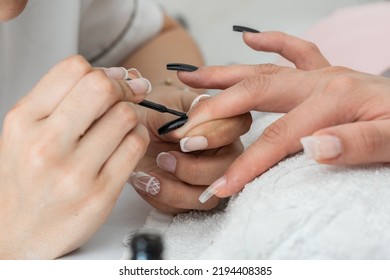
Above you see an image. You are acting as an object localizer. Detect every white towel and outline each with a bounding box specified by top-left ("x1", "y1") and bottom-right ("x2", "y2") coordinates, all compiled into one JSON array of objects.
[
  {"x1": 123, "y1": 112, "x2": 390, "y2": 259},
  {"x1": 161, "y1": 113, "x2": 390, "y2": 259}
]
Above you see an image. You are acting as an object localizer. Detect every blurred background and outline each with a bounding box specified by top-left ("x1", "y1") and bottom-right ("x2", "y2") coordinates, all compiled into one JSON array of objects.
[{"x1": 156, "y1": 0, "x2": 385, "y2": 66}]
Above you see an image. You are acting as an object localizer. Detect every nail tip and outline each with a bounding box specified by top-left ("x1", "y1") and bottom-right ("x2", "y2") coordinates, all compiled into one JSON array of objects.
[
  {"x1": 233, "y1": 25, "x2": 260, "y2": 33},
  {"x1": 166, "y1": 63, "x2": 199, "y2": 72},
  {"x1": 199, "y1": 192, "x2": 212, "y2": 204}
]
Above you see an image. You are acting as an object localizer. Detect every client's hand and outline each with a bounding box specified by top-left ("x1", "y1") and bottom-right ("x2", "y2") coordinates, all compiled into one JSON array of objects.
[
  {"x1": 131, "y1": 85, "x2": 251, "y2": 214},
  {"x1": 173, "y1": 31, "x2": 390, "y2": 201}
]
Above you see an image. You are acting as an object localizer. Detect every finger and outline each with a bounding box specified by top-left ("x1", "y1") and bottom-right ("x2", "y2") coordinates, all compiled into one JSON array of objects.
[
  {"x1": 46, "y1": 69, "x2": 150, "y2": 143},
  {"x1": 174, "y1": 69, "x2": 316, "y2": 137},
  {"x1": 130, "y1": 171, "x2": 220, "y2": 212},
  {"x1": 19, "y1": 55, "x2": 92, "y2": 120},
  {"x1": 156, "y1": 141, "x2": 243, "y2": 185},
  {"x1": 201, "y1": 96, "x2": 340, "y2": 199},
  {"x1": 99, "y1": 124, "x2": 149, "y2": 197},
  {"x1": 243, "y1": 31, "x2": 330, "y2": 70},
  {"x1": 172, "y1": 113, "x2": 251, "y2": 152},
  {"x1": 301, "y1": 120, "x2": 390, "y2": 165},
  {"x1": 75, "y1": 102, "x2": 142, "y2": 174},
  {"x1": 177, "y1": 63, "x2": 293, "y2": 90}
]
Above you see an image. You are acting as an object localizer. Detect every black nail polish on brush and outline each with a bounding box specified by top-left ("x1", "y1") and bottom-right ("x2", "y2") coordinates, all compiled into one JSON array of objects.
[
  {"x1": 233, "y1": 25, "x2": 260, "y2": 33},
  {"x1": 166, "y1": 63, "x2": 199, "y2": 72}
]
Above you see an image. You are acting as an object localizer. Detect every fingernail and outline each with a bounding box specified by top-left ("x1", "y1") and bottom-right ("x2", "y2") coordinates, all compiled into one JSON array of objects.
[
  {"x1": 103, "y1": 67, "x2": 128, "y2": 80},
  {"x1": 126, "y1": 78, "x2": 152, "y2": 95},
  {"x1": 300, "y1": 135, "x2": 342, "y2": 160},
  {"x1": 189, "y1": 94, "x2": 211, "y2": 112},
  {"x1": 130, "y1": 172, "x2": 160, "y2": 195},
  {"x1": 199, "y1": 176, "x2": 227, "y2": 203},
  {"x1": 156, "y1": 152, "x2": 177, "y2": 173},
  {"x1": 233, "y1": 25, "x2": 260, "y2": 33},
  {"x1": 167, "y1": 63, "x2": 199, "y2": 72},
  {"x1": 180, "y1": 136, "x2": 208, "y2": 152},
  {"x1": 158, "y1": 116, "x2": 188, "y2": 135},
  {"x1": 126, "y1": 68, "x2": 142, "y2": 79}
]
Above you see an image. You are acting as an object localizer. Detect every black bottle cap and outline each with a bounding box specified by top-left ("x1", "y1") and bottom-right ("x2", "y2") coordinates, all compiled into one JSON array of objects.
[{"x1": 131, "y1": 232, "x2": 163, "y2": 260}]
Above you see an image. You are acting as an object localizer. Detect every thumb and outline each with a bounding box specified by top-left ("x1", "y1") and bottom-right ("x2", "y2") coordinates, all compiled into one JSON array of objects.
[{"x1": 300, "y1": 120, "x2": 390, "y2": 165}]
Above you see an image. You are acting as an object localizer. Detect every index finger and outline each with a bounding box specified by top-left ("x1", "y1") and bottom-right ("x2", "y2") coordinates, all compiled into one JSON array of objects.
[
  {"x1": 174, "y1": 68, "x2": 315, "y2": 138},
  {"x1": 177, "y1": 63, "x2": 293, "y2": 90},
  {"x1": 203, "y1": 96, "x2": 339, "y2": 199},
  {"x1": 46, "y1": 69, "x2": 150, "y2": 143}
]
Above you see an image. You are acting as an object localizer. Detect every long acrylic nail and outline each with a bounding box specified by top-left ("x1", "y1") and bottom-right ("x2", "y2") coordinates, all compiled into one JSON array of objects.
[
  {"x1": 167, "y1": 63, "x2": 199, "y2": 72},
  {"x1": 300, "y1": 135, "x2": 342, "y2": 160},
  {"x1": 156, "y1": 152, "x2": 177, "y2": 173},
  {"x1": 233, "y1": 25, "x2": 260, "y2": 33},
  {"x1": 199, "y1": 176, "x2": 227, "y2": 203},
  {"x1": 130, "y1": 172, "x2": 160, "y2": 195},
  {"x1": 126, "y1": 78, "x2": 152, "y2": 95},
  {"x1": 180, "y1": 136, "x2": 208, "y2": 152}
]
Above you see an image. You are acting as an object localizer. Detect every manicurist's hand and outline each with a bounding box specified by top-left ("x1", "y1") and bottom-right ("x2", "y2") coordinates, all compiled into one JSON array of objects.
[
  {"x1": 0, "y1": 56, "x2": 151, "y2": 259},
  {"x1": 174, "y1": 31, "x2": 390, "y2": 202}
]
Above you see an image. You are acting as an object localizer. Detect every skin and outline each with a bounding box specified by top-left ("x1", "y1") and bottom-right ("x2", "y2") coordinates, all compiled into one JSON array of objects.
[
  {"x1": 0, "y1": 56, "x2": 150, "y2": 259},
  {"x1": 174, "y1": 31, "x2": 390, "y2": 198},
  {"x1": 0, "y1": 3, "x2": 249, "y2": 258},
  {"x1": 122, "y1": 15, "x2": 251, "y2": 213},
  {"x1": 0, "y1": 0, "x2": 27, "y2": 21}
]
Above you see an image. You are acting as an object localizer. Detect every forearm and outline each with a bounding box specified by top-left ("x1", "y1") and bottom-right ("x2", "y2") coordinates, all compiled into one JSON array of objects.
[{"x1": 121, "y1": 14, "x2": 204, "y2": 90}]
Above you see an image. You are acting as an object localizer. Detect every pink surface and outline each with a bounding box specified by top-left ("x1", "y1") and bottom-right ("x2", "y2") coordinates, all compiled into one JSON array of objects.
[{"x1": 281, "y1": 2, "x2": 390, "y2": 75}]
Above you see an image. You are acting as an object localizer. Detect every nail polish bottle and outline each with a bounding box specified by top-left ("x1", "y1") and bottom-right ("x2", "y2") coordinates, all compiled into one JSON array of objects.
[{"x1": 131, "y1": 232, "x2": 164, "y2": 260}]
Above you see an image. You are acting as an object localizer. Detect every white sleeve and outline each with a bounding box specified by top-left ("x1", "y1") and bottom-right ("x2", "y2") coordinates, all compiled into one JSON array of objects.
[{"x1": 79, "y1": 0, "x2": 164, "y2": 66}]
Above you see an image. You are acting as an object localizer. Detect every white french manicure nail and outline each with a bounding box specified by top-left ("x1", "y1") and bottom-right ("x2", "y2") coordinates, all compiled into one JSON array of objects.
[
  {"x1": 156, "y1": 152, "x2": 177, "y2": 173},
  {"x1": 126, "y1": 78, "x2": 152, "y2": 95},
  {"x1": 189, "y1": 94, "x2": 211, "y2": 112},
  {"x1": 130, "y1": 172, "x2": 160, "y2": 195},
  {"x1": 180, "y1": 136, "x2": 208, "y2": 152},
  {"x1": 126, "y1": 68, "x2": 143, "y2": 79},
  {"x1": 199, "y1": 176, "x2": 227, "y2": 203},
  {"x1": 300, "y1": 135, "x2": 342, "y2": 160},
  {"x1": 103, "y1": 67, "x2": 128, "y2": 80}
]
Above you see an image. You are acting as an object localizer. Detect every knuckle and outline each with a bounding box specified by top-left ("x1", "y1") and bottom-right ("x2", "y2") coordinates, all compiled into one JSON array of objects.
[
  {"x1": 262, "y1": 119, "x2": 289, "y2": 145},
  {"x1": 86, "y1": 71, "x2": 118, "y2": 103},
  {"x1": 253, "y1": 63, "x2": 279, "y2": 75},
  {"x1": 240, "y1": 75, "x2": 271, "y2": 100},
  {"x1": 126, "y1": 125, "x2": 150, "y2": 155},
  {"x1": 27, "y1": 140, "x2": 57, "y2": 170},
  {"x1": 356, "y1": 124, "x2": 384, "y2": 158},
  {"x1": 63, "y1": 55, "x2": 91, "y2": 75},
  {"x1": 115, "y1": 102, "x2": 139, "y2": 125},
  {"x1": 323, "y1": 68, "x2": 360, "y2": 97},
  {"x1": 3, "y1": 105, "x2": 24, "y2": 135},
  {"x1": 302, "y1": 41, "x2": 321, "y2": 56}
]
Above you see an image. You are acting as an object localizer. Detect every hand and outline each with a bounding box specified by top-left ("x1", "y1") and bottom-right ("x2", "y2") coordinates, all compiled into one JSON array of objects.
[
  {"x1": 0, "y1": 56, "x2": 150, "y2": 259},
  {"x1": 174, "y1": 31, "x2": 390, "y2": 201},
  {"x1": 130, "y1": 85, "x2": 251, "y2": 214}
]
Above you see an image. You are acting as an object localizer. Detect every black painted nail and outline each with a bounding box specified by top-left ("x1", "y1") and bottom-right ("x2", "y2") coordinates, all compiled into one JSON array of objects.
[
  {"x1": 233, "y1": 25, "x2": 260, "y2": 33},
  {"x1": 158, "y1": 116, "x2": 188, "y2": 135},
  {"x1": 167, "y1": 63, "x2": 199, "y2": 72}
]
